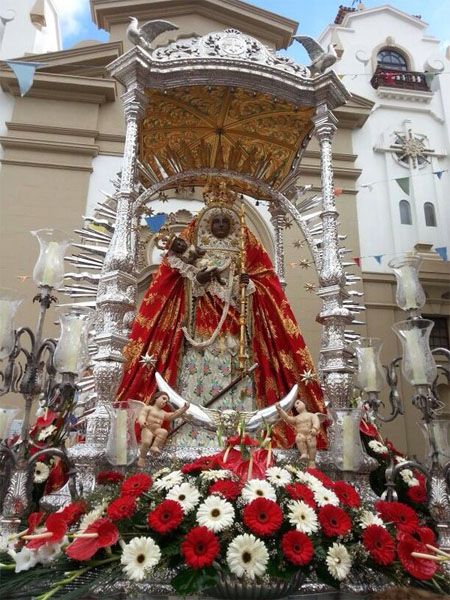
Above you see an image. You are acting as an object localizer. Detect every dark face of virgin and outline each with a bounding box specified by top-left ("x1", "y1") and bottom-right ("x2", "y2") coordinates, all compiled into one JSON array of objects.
[{"x1": 211, "y1": 214, "x2": 231, "y2": 239}]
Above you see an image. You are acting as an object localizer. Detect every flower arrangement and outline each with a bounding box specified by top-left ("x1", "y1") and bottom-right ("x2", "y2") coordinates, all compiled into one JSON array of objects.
[{"x1": 1, "y1": 450, "x2": 449, "y2": 599}]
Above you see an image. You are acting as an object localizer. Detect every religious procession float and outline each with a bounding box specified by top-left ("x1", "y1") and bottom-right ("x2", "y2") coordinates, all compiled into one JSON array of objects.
[{"x1": 0, "y1": 17, "x2": 449, "y2": 600}]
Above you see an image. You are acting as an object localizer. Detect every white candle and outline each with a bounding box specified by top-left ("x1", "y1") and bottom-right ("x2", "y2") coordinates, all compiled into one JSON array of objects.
[
  {"x1": 401, "y1": 266, "x2": 418, "y2": 310},
  {"x1": 64, "y1": 319, "x2": 83, "y2": 373},
  {"x1": 359, "y1": 347, "x2": 378, "y2": 391},
  {"x1": 115, "y1": 409, "x2": 128, "y2": 465},
  {"x1": 403, "y1": 328, "x2": 428, "y2": 385},
  {"x1": 41, "y1": 241, "x2": 60, "y2": 287},
  {"x1": 0, "y1": 302, "x2": 13, "y2": 354},
  {"x1": 342, "y1": 414, "x2": 355, "y2": 470}
]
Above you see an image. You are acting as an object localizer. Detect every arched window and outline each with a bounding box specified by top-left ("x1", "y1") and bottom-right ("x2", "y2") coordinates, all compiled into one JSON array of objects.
[
  {"x1": 377, "y1": 48, "x2": 408, "y2": 71},
  {"x1": 399, "y1": 200, "x2": 412, "y2": 225},
  {"x1": 424, "y1": 202, "x2": 437, "y2": 226}
]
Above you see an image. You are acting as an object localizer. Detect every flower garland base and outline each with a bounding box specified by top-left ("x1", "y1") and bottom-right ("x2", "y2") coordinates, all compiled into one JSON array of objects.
[{"x1": 207, "y1": 570, "x2": 305, "y2": 600}]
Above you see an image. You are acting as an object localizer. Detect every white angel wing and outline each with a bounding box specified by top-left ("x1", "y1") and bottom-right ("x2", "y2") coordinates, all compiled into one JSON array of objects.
[
  {"x1": 246, "y1": 384, "x2": 298, "y2": 432},
  {"x1": 155, "y1": 372, "x2": 216, "y2": 430},
  {"x1": 139, "y1": 19, "x2": 179, "y2": 44},
  {"x1": 292, "y1": 35, "x2": 324, "y2": 61}
]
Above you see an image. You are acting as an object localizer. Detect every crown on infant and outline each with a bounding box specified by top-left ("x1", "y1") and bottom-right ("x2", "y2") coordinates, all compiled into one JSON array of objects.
[{"x1": 203, "y1": 181, "x2": 239, "y2": 207}]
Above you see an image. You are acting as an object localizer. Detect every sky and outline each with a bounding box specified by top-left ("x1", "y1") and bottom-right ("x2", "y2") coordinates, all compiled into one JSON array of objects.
[{"x1": 55, "y1": 0, "x2": 450, "y2": 58}]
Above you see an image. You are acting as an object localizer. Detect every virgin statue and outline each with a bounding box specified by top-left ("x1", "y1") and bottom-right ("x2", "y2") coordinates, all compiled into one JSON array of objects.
[{"x1": 117, "y1": 183, "x2": 325, "y2": 448}]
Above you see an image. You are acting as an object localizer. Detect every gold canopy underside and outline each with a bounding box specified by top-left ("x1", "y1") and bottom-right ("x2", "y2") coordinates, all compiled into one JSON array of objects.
[{"x1": 139, "y1": 86, "x2": 314, "y2": 195}]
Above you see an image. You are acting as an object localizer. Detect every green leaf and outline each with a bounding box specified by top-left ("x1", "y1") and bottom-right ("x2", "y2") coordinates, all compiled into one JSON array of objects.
[{"x1": 171, "y1": 568, "x2": 202, "y2": 595}]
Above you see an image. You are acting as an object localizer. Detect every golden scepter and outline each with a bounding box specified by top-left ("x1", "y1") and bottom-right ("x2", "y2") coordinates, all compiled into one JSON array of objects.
[{"x1": 239, "y1": 199, "x2": 248, "y2": 371}]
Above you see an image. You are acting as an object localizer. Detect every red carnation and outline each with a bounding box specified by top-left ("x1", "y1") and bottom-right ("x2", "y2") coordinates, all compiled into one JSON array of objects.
[
  {"x1": 318, "y1": 505, "x2": 352, "y2": 538},
  {"x1": 26, "y1": 513, "x2": 68, "y2": 550},
  {"x1": 305, "y1": 468, "x2": 333, "y2": 488},
  {"x1": 59, "y1": 501, "x2": 87, "y2": 526},
  {"x1": 209, "y1": 479, "x2": 242, "y2": 501},
  {"x1": 375, "y1": 500, "x2": 419, "y2": 533},
  {"x1": 121, "y1": 473, "x2": 152, "y2": 497},
  {"x1": 97, "y1": 471, "x2": 125, "y2": 485},
  {"x1": 148, "y1": 500, "x2": 184, "y2": 534},
  {"x1": 407, "y1": 483, "x2": 427, "y2": 504},
  {"x1": 397, "y1": 535, "x2": 437, "y2": 580},
  {"x1": 285, "y1": 483, "x2": 316, "y2": 509},
  {"x1": 107, "y1": 496, "x2": 137, "y2": 521},
  {"x1": 362, "y1": 525, "x2": 395, "y2": 566},
  {"x1": 281, "y1": 530, "x2": 314, "y2": 566},
  {"x1": 333, "y1": 481, "x2": 361, "y2": 508},
  {"x1": 181, "y1": 526, "x2": 220, "y2": 569},
  {"x1": 66, "y1": 518, "x2": 119, "y2": 561},
  {"x1": 243, "y1": 498, "x2": 283, "y2": 537}
]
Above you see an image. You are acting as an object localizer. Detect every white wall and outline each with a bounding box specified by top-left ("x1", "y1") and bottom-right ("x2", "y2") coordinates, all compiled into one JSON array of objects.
[{"x1": 320, "y1": 7, "x2": 450, "y2": 272}]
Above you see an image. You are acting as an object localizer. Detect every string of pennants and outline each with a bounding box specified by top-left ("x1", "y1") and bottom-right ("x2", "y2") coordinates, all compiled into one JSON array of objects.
[
  {"x1": 358, "y1": 169, "x2": 448, "y2": 194},
  {"x1": 349, "y1": 247, "x2": 448, "y2": 267}
]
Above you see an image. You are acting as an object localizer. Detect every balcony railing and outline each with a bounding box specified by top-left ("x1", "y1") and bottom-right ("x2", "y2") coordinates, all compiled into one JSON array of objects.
[{"x1": 370, "y1": 66, "x2": 431, "y2": 92}]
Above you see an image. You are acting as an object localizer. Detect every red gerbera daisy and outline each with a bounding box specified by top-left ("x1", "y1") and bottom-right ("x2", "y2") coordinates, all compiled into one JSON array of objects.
[
  {"x1": 59, "y1": 501, "x2": 87, "y2": 526},
  {"x1": 333, "y1": 481, "x2": 361, "y2": 509},
  {"x1": 397, "y1": 535, "x2": 438, "y2": 580},
  {"x1": 121, "y1": 473, "x2": 152, "y2": 497},
  {"x1": 281, "y1": 530, "x2": 314, "y2": 566},
  {"x1": 305, "y1": 468, "x2": 333, "y2": 488},
  {"x1": 362, "y1": 525, "x2": 395, "y2": 566},
  {"x1": 181, "y1": 526, "x2": 220, "y2": 569},
  {"x1": 284, "y1": 483, "x2": 316, "y2": 509},
  {"x1": 243, "y1": 498, "x2": 283, "y2": 537},
  {"x1": 400, "y1": 526, "x2": 437, "y2": 547},
  {"x1": 148, "y1": 500, "x2": 184, "y2": 534},
  {"x1": 107, "y1": 496, "x2": 137, "y2": 521},
  {"x1": 97, "y1": 471, "x2": 125, "y2": 485},
  {"x1": 26, "y1": 513, "x2": 68, "y2": 550},
  {"x1": 318, "y1": 505, "x2": 352, "y2": 538},
  {"x1": 209, "y1": 479, "x2": 242, "y2": 501},
  {"x1": 375, "y1": 500, "x2": 419, "y2": 533},
  {"x1": 66, "y1": 518, "x2": 119, "y2": 561},
  {"x1": 407, "y1": 484, "x2": 427, "y2": 504}
]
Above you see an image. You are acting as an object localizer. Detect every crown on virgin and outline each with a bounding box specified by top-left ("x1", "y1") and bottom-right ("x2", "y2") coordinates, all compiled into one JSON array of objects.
[{"x1": 203, "y1": 181, "x2": 239, "y2": 207}]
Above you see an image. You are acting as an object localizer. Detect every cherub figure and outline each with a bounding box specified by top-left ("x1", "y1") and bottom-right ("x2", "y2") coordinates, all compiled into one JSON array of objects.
[
  {"x1": 137, "y1": 391, "x2": 189, "y2": 466},
  {"x1": 276, "y1": 398, "x2": 321, "y2": 467}
]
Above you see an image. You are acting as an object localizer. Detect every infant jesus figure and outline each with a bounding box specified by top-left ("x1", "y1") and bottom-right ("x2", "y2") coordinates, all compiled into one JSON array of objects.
[
  {"x1": 276, "y1": 397, "x2": 321, "y2": 467},
  {"x1": 137, "y1": 391, "x2": 189, "y2": 467}
]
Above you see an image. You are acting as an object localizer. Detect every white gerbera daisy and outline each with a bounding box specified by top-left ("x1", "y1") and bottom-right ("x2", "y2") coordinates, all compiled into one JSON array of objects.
[
  {"x1": 313, "y1": 487, "x2": 339, "y2": 507},
  {"x1": 78, "y1": 503, "x2": 107, "y2": 532},
  {"x1": 200, "y1": 469, "x2": 232, "y2": 482},
  {"x1": 8, "y1": 547, "x2": 38, "y2": 573},
  {"x1": 368, "y1": 440, "x2": 388, "y2": 454},
  {"x1": 326, "y1": 543, "x2": 352, "y2": 581},
  {"x1": 358, "y1": 510, "x2": 385, "y2": 529},
  {"x1": 242, "y1": 479, "x2": 277, "y2": 504},
  {"x1": 153, "y1": 467, "x2": 170, "y2": 479},
  {"x1": 226, "y1": 534, "x2": 269, "y2": 580},
  {"x1": 33, "y1": 461, "x2": 50, "y2": 484},
  {"x1": 37, "y1": 424, "x2": 57, "y2": 441},
  {"x1": 287, "y1": 500, "x2": 319, "y2": 534},
  {"x1": 121, "y1": 537, "x2": 161, "y2": 582},
  {"x1": 153, "y1": 470, "x2": 184, "y2": 491},
  {"x1": 265, "y1": 467, "x2": 291, "y2": 487},
  {"x1": 166, "y1": 482, "x2": 200, "y2": 513},
  {"x1": 295, "y1": 471, "x2": 323, "y2": 491},
  {"x1": 197, "y1": 496, "x2": 235, "y2": 533}
]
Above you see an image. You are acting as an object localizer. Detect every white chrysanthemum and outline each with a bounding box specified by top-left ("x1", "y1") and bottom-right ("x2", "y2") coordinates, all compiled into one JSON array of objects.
[
  {"x1": 313, "y1": 487, "x2": 339, "y2": 507},
  {"x1": 153, "y1": 470, "x2": 184, "y2": 491},
  {"x1": 242, "y1": 479, "x2": 277, "y2": 504},
  {"x1": 0, "y1": 535, "x2": 15, "y2": 553},
  {"x1": 226, "y1": 534, "x2": 269, "y2": 580},
  {"x1": 326, "y1": 543, "x2": 352, "y2": 581},
  {"x1": 265, "y1": 467, "x2": 291, "y2": 487},
  {"x1": 8, "y1": 547, "x2": 38, "y2": 573},
  {"x1": 368, "y1": 440, "x2": 388, "y2": 454},
  {"x1": 33, "y1": 461, "x2": 50, "y2": 483},
  {"x1": 400, "y1": 469, "x2": 419, "y2": 487},
  {"x1": 36, "y1": 538, "x2": 67, "y2": 564},
  {"x1": 196, "y1": 495, "x2": 235, "y2": 533},
  {"x1": 166, "y1": 482, "x2": 200, "y2": 513},
  {"x1": 37, "y1": 424, "x2": 57, "y2": 441},
  {"x1": 200, "y1": 469, "x2": 232, "y2": 482},
  {"x1": 78, "y1": 503, "x2": 107, "y2": 532},
  {"x1": 295, "y1": 471, "x2": 323, "y2": 491},
  {"x1": 121, "y1": 537, "x2": 161, "y2": 582},
  {"x1": 358, "y1": 510, "x2": 385, "y2": 529},
  {"x1": 395, "y1": 456, "x2": 407, "y2": 464},
  {"x1": 287, "y1": 500, "x2": 319, "y2": 534}
]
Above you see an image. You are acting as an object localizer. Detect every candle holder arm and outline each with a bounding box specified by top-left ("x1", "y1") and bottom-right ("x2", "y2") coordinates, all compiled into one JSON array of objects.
[
  {"x1": 28, "y1": 447, "x2": 79, "y2": 501},
  {"x1": 382, "y1": 458, "x2": 428, "y2": 501}
]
